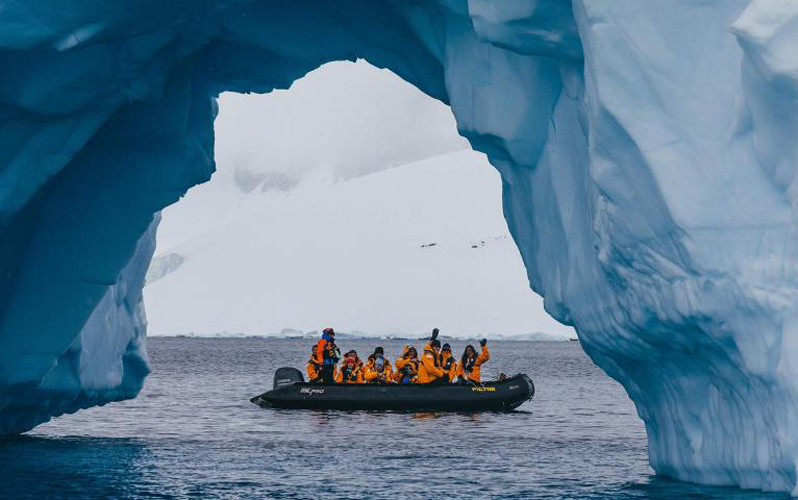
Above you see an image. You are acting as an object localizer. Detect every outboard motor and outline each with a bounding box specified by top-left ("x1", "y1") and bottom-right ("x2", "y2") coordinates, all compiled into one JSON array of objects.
[{"x1": 273, "y1": 367, "x2": 305, "y2": 389}]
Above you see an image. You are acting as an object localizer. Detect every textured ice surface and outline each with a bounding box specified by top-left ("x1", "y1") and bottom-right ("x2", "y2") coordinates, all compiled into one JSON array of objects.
[{"x1": 1, "y1": 0, "x2": 797, "y2": 494}]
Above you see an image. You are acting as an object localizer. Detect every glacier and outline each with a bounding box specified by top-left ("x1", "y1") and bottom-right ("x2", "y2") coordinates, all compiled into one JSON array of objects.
[{"x1": 1, "y1": 0, "x2": 798, "y2": 494}]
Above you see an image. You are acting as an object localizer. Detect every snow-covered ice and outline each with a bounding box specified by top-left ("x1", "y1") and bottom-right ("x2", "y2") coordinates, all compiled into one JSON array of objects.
[
  {"x1": 1, "y1": 1, "x2": 798, "y2": 494},
  {"x1": 145, "y1": 148, "x2": 569, "y2": 339}
]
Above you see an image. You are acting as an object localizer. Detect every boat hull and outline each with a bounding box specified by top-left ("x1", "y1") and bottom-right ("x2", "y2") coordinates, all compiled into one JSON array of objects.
[{"x1": 250, "y1": 374, "x2": 534, "y2": 412}]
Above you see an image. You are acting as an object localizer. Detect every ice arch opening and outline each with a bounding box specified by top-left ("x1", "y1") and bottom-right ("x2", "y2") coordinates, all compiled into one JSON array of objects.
[
  {"x1": 145, "y1": 61, "x2": 574, "y2": 339},
  {"x1": 2, "y1": 0, "x2": 798, "y2": 494}
]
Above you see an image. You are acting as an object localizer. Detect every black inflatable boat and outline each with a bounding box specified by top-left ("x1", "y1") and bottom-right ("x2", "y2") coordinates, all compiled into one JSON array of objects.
[{"x1": 250, "y1": 367, "x2": 535, "y2": 412}]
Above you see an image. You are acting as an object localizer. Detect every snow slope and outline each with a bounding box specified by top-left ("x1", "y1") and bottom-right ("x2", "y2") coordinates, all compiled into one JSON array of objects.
[{"x1": 145, "y1": 149, "x2": 571, "y2": 339}]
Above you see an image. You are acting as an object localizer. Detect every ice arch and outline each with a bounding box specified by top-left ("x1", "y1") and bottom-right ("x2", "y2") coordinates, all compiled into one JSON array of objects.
[{"x1": 2, "y1": 0, "x2": 798, "y2": 494}]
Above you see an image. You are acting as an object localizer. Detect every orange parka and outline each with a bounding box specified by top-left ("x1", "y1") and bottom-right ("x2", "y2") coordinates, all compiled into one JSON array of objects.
[
  {"x1": 335, "y1": 364, "x2": 364, "y2": 383},
  {"x1": 315, "y1": 337, "x2": 340, "y2": 366},
  {"x1": 438, "y1": 350, "x2": 457, "y2": 382},
  {"x1": 417, "y1": 348, "x2": 445, "y2": 383},
  {"x1": 394, "y1": 346, "x2": 419, "y2": 383},
  {"x1": 364, "y1": 356, "x2": 394, "y2": 383},
  {"x1": 457, "y1": 346, "x2": 490, "y2": 382},
  {"x1": 306, "y1": 358, "x2": 321, "y2": 381},
  {"x1": 364, "y1": 365, "x2": 393, "y2": 383}
]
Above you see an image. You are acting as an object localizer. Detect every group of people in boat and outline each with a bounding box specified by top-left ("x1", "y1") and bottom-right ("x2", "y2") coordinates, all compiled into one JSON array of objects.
[{"x1": 306, "y1": 327, "x2": 490, "y2": 385}]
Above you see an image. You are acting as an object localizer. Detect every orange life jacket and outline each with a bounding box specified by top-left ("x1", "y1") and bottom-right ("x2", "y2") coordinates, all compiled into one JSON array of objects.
[
  {"x1": 395, "y1": 356, "x2": 418, "y2": 383},
  {"x1": 457, "y1": 346, "x2": 490, "y2": 382},
  {"x1": 417, "y1": 349, "x2": 445, "y2": 383},
  {"x1": 439, "y1": 352, "x2": 457, "y2": 382},
  {"x1": 336, "y1": 364, "x2": 363, "y2": 383}
]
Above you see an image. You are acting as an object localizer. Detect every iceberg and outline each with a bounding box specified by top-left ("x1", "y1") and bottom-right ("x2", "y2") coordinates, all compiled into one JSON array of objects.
[{"x1": 1, "y1": 0, "x2": 797, "y2": 494}]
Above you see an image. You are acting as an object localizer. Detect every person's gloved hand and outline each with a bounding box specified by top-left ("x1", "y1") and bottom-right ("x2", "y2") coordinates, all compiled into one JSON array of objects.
[
  {"x1": 479, "y1": 338, "x2": 487, "y2": 347},
  {"x1": 431, "y1": 328, "x2": 440, "y2": 341}
]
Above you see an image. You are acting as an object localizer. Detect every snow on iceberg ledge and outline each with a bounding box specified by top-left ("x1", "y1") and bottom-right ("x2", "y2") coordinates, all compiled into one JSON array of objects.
[{"x1": 1, "y1": 0, "x2": 798, "y2": 494}]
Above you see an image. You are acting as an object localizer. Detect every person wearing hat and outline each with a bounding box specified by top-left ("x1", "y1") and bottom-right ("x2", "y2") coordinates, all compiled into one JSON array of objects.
[
  {"x1": 335, "y1": 351, "x2": 364, "y2": 383},
  {"x1": 417, "y1": 329, "x2": 445, "y2": 384},
  {"x1": 364, "y1": 356, "x2": 392, "y2": 384},
  {"x1": 438, "y1": 343, "x2": 457, "y2": 383},
  {"x1": 314, "y1": 327, "x2": 340, "y2": 383},
  {"x1": 343, "y1": 349, "x2": 364, "y2": 371},
  {"x1": 394, "y1": 345, "x2": 419, "y2": 383},
  {"x1": 364, "y1": 347, "x2": 393, "y2": 382}
]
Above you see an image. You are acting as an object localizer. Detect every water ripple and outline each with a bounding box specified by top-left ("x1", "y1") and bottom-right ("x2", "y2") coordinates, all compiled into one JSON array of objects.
[{"x1": 0, "y1": 338, "x2": 786, "y2": 500}]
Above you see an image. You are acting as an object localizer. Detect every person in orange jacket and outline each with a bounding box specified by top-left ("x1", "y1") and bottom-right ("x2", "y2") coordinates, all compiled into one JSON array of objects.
[
  {"x1": 364, "y1": 356, "x2": 393, "y2": 384},
  {"x1": 335, "y1": 356, "x2": 364, "y2": 383},
  {"x1": 314, "y1": 328, "x2": 340, "y2": 383},
  {"x1": 365, "y1": 347, "x2": 393, "y2": 381},
  {"x1": 438, "y1": 343, "x2": 457, "y2": 383},
  {"x1": 306, "y1": 345, "x2": 324, "y2": 382},
  {"x1": 343, "y1": 350, "x2": 364, "y2": 371},
  {"x1": 420, "y1": 328, "x2": 440, "y2": 354},
  {"x1": 457, "y1": 339, "x2": 490, "y2": 383},
  {"x1": 418, "y1": 330, "x2": 445, "y2": 384},
  {"x1": 394, "y1": 345, "x2": 419, "y2": 383}
]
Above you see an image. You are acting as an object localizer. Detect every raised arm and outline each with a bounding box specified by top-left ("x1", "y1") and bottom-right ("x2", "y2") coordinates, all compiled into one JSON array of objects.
[{"x1": 476, "y1": 340, "x2": 490, "y2": 366}]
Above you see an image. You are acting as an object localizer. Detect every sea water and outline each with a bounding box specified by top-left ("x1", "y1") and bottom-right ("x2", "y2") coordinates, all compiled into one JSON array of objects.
[{"x1": 0, "y1": 339, "x2": 788, "y2": 499}]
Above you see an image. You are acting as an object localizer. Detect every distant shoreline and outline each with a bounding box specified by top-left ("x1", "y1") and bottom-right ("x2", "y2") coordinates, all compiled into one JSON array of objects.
[{"x1": 149, "y1": 335, "x2": 577, "y2": 342}]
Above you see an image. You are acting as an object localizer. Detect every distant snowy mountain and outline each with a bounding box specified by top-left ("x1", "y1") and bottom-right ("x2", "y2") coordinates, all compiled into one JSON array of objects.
[{"x1": 162, "y1": 330, "x2": 571, "y2": 342}]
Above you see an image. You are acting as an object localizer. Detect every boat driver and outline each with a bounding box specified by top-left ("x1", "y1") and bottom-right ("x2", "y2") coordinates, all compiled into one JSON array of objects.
[{"x1": 314, "y1": 327, "x2": 340, "y2": 383}]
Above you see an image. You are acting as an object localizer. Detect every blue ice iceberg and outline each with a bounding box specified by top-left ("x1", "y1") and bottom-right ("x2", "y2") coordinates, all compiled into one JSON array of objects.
[{"x1": 2, "y1": 0, "x2": 798, "y2": 494}]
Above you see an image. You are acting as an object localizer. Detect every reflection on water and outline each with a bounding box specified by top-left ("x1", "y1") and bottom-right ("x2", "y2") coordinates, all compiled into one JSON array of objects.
[{"x1": 2, "y1": 338, "x2": 787, "y2": 500}]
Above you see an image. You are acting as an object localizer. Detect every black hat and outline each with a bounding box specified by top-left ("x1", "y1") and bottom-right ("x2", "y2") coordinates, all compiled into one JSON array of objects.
[
  {"x1": 430, "y1": 339, "x2": 441, "y2": 348},
  {"x1": 375, "y1": 347, "x2": 384, "y2": 355},
  {"x1": 442, "y1": 343, "x2": 451, "y2": 351}
]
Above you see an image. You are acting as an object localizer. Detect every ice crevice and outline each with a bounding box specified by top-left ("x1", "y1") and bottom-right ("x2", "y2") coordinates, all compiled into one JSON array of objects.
[{"x1": 1, "y1": 0, "x2": 798, "y2": 494}]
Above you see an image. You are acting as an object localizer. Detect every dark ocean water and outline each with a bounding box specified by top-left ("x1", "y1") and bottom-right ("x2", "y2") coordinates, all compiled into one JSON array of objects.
[{"x1": 0, "y1": 338, "x2": 787, "y2": 499}]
